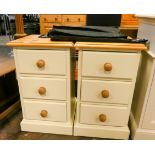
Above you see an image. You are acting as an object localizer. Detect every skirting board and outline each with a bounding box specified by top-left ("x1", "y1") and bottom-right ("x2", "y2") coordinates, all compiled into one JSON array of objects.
[
  {"x1": 21, "y1": 119, "x2": 73, "y2": 135},
  {"x1": 74, "y1": 123, "x2": 129, "y2": 139},
  {"x1": 130, "y1": 112, "x2": 155, "y2": 140}
]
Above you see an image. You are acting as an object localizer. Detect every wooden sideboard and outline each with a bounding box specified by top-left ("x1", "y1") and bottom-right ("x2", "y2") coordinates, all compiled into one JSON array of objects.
[
  {"x1": 120, "y1": 14, "x2": 139, "y2": 38},
  {"x1": 40, "y1": 15, "x2": 86, "y2": 34}
]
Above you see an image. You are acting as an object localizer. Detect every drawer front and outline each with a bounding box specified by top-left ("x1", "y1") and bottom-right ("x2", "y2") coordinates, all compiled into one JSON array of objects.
[
  {"x1": 24, "y1": 100, "x2": 67, "y2": 122},
  {"x1": 81, "y1": 80, "x2": 133, "y2": 104},
  {"x1": 80, "y1": 104, "x2": 129, "y2": 126},
  {"x1": 40, "y1": 15, "x2": 62, "y2": 23},
  {"x1": 82, "y1": 51, "x2": 140, "y2": 79},
  {"x1": 62, "y1": 21, "x2": 86, "y2": 26},
  {"x1": 43, "y1": 23, "x2": 61, "y2": 28},
  {"x1": 62, "y1": 15, "x2": 86, "y2": 23},
  {"x1": 16, "y1": 49, "x2": 67, "y2": 75},
  {"x1": 20, "y1": 77, "x2": 67, "y2": 100}
]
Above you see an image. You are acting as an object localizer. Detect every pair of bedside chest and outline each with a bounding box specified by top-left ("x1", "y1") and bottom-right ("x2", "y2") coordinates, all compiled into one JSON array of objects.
[{"x1": 7, "y1": 35, "x2": 147, "y2": 139}]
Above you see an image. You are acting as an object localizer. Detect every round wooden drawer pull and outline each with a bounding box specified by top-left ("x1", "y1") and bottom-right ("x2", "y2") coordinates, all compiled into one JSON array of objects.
[
  {"x1": 40, "y1": 110, "x2": 48, "y2": 118},
  {"x1": 104, "y1": 63, "x2": 112, "y2": 71},
  {"x1": 38, "y1": 87, "x2": 46, "y2": 95},
  {"x1": 99, "y1": 114, "x2": 107, "y2": 122},
  {"x1": 101, "y1": 90, "x2": 109, "y2": 98},
  {"x1": 36, "y1": 59, "x2": 45, "y2": 68}
]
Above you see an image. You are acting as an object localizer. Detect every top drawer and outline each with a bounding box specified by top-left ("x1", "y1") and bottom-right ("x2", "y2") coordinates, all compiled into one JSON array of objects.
[
  {"x1": 15, "y1": 49, "x2": 67, "y2": 75},
  {"x1": 82, "y1": 51, "x2": 140, "y2": 79},
  {"x1": 40, "y1": 15, "x2": 62, "y2": 23},
  {"x1": 62, "y1": 15, "x2": 86, "y2": 23}
]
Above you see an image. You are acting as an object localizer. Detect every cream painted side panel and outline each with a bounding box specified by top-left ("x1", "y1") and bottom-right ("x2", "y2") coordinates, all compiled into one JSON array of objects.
[
  {"x1": 23, "y1": 100, "x2": 67, "y2": 122},
  {"x1": 16, "y1": 49, "x2": 67, "y2": 75},
  {"x1": 20, "y1": 76, "x2": 67, "y2": 100},
  {"x1": 82, "y1": 51, "x2": 140, "y2": 79},
  {"x1": 80, "y1": 104, "x2": 129, "y2": 126},
  {"x1": 81, "y1": 79, "x2": 133, "y2": 105},
  {"x1": 142, "y1": 68, "x2": 155, "y2": 129}
]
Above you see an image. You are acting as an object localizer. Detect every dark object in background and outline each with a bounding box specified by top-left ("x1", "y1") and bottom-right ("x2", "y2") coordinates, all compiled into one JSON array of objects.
[
  {"x1": 0, "y1": 71, "x2": 19, "y2": 113},
  {"x1": 87, "y1": 14, "x2": 121, "y2": 26}
]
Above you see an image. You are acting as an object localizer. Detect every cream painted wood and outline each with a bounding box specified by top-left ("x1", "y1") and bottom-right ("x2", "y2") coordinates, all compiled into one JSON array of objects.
[
  {"x1": 23, "y1": 100, "x2": 67, "y2": 122},
  {"x1": 130, "y1": 16, "x2": 155, "y2": 139},
  {"x1": 141, "y1": 69, "x2": 155, "y2": 129},
  {"x1": 80, "y1": 104, "x2": 129, "y2": 126},
  {"x1": 81, "y1": 79, "x2": 133, "y2": 105},
  {"x1": 21, "y1": 119, "x2": 73, "y2": 135},
  {"x1": 82, "y1": 51, "x2": 141, "y2": 79},
  {"x1": 15, "y1": 49, "x2": 67, "y2": 75},
  {"x1": 75, "y1": 46, "x2": 141, "y2": 139},
  {"x1": 12, "y1": 46, "x2": 74, "y2": 135},
  {"x1": 74, "y1": 121, "x2": 129, "y2": 139},
  {"x1": 20, "y1": 76, "x2": 66, "y2": 100},
  {"x1": 130, "y1": 112, "x2": 155, "y2": 140}
]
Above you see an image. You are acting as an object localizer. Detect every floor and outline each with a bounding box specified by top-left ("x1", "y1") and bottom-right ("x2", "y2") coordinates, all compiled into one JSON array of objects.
[{"x1": 0, "y1": 110, "x2": 104, "y2": 140}]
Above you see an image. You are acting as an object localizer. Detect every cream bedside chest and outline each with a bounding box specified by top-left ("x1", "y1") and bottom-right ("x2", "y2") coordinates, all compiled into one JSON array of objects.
[
  {"x1": 7, "y1": 35, "x2": 75, "y2": 135},
  {"x1": 130, "y1": 16, "x2": 155, "y2": 139},
  {"x1": 74, "y1": 42, "x2": 146, "y2": 139}
]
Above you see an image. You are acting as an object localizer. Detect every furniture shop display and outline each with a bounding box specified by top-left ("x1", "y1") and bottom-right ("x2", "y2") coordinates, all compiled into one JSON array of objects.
[
  {"x1": 74, "y1": 42, "x2": 146, "y2": 139},
  {"x1": 130, "y1": 16, "x2": 155, "y2": 139},
  {"x1": 7, "y1": 35, "x2": 75, "y2": 135}
]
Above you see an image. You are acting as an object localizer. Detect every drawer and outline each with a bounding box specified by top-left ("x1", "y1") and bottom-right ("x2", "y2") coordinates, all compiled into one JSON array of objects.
[
  {"x1": 62, "y1": 15, "x2": 86, "y2": 23},
  {"x1": 20, "y1": 77, "x2": 67, "y2": 100},
  {"x1": 40, "y1": 15, "x2": 62, "y2": 23},
  {"x1": 80, "y1": 104, "x2": 129, "y2": 126},
  {"x1": 62, "y1": 21, "x2": 86, "y2": 26},
  {"x1": 16, "y1": 49, "x2": 67, "y2": 75},
  {"x1": 82, "y1": 51, "x2": 140, "y2": 79},
  {"x1": 43, "y1": 23, "x2": 61, "y2": 28},
  {"x1": 24, "y1": 100, "x2": 66, "y2": 122},
  {"x1": 81, "y1": 79, "x2": 133, "y2": 104}
]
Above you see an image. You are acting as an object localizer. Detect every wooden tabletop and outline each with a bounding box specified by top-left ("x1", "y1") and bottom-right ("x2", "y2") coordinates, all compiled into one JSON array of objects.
[
  {"x1": 6, "y1": 35, "x2": 147, "y2": 51},
  {"x1": 75, "y1": 42, "x2": 147, "y2": 51},
  {"x1": 6, "y1": 35, "x2": 74, "y2": 48}
]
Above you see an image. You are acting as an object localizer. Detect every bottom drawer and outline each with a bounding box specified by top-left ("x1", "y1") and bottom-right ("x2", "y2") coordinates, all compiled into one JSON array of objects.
[
  {"x1": 23, "y1": 100, "x2": 67, "y2": 122},
  {"x1": 80, "y1": 104, "x2": 129, "y2": 126}
]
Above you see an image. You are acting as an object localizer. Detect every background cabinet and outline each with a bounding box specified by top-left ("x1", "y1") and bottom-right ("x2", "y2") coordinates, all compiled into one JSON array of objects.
[{"x1": 40, "y1": 15, "x2": 86, "y2": 34}]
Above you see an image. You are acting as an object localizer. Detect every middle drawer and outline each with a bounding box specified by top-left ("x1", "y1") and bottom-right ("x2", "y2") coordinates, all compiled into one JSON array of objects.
[
  {"x1": 20, "y1": 77, "x2": 67, "y2": 100},
  {"x1": 81, "y1": 79, "x2": 133, "y2": 104}
]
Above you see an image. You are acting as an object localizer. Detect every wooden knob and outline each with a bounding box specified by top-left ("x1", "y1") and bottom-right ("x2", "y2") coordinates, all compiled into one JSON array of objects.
[
  {"x1": 36, "y1": 59, "x2": 45, "y2": 68},
  {"x1": 67, "y1": 18, "x2": 69, "y2": 22},
  {"x1": 101, "y1": 90, "x2": 109, "y2": 98},
  {"x1": 44, "y1": 18, "x2": 47, "y2": 22},
  {"x1": 38, "y1": 87, "x2": 46, "y2": 95},
  {"x1": 104, "y1": 63, "x2": 112, "y2": 71},
  {"x1": 99, "y1": 114, "x2": 107, "y2": 122},
  {"x1": 40, "y1": 110, "x2": 48, "y2": 118},
  {"x1": 55, "y1": 18, "x2": 58, "y2": 21},
  {"x1": 78, "y1": 18, "x2": 80, "y2": 22}
]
